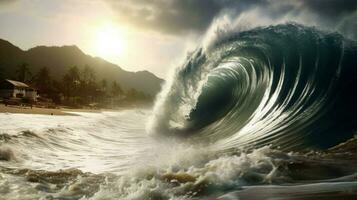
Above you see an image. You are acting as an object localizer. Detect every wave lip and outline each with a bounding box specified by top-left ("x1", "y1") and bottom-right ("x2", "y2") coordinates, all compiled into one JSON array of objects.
[{"x1": 148, "y1": 23, "x2": 357, "y2": 151}]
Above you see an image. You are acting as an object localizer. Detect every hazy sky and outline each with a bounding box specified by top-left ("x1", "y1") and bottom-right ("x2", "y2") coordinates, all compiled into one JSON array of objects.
[
  {"x1": 0, "y1": 0, "x2": 196, "y2": 78},
  {"x1": 0, "y1": 0, "x2": 356, "y2": 78}
]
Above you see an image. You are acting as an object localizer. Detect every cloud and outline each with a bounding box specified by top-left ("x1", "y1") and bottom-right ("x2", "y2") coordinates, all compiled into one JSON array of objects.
[
  {"x1": 301, "y1": 0, "x2": 357, "y2": 17},
  {"x1": 105, "y1": 0, "x2": 264, "y2": 35},
  {"x1": 105, "y1": 0, "x2": 357, "y2": 39}
]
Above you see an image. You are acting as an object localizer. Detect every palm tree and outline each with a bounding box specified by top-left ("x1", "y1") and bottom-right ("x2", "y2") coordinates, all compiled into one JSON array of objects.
[{"x1": 16, "y1": 63, "x2": 32, "y2": 82}]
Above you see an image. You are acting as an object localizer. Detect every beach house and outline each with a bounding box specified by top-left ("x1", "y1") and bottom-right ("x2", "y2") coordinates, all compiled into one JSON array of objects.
[{"x1": 0, "y1": 79, "x2": 37, "y2": 101}]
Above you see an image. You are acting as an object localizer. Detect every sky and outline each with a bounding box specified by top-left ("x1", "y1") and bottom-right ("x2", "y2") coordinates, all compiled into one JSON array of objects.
[{"x1": 0, "y1": 0, "x2": 356, "y2": 78}]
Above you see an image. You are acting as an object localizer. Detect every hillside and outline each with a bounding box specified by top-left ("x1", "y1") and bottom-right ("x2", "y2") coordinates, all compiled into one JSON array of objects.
[{"x1": 0, "y1": 39, "x2": 164, "y2": 95}]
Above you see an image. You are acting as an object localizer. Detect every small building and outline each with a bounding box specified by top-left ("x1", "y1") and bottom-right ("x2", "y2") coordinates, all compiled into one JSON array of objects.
[{"x1": 0, "y1": 79, "x2": 37, "y2": 101}]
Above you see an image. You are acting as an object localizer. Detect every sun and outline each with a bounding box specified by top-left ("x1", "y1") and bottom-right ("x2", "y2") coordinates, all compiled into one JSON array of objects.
[{"x1": 94, "y1": 24, "x2": 124, "y2": 60}]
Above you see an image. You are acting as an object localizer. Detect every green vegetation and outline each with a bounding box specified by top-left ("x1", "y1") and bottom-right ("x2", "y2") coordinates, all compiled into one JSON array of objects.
[
  {"x1": 11, "y1": 63, "x2": 154, "y2": 108},
  {"x1": 0, "y1": 66, "x2": 4, "y2": 80},
  {"x1": 0, "y1": 40, "x2": 163, "y2": 96},
  {"x1": 15, "y1": 63, "x2": 32, "y2": 82}
]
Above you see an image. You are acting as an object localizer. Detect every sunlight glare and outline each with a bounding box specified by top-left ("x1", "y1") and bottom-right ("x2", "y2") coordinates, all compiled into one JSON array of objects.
[{"x1": 94, "y1": 24, "x2": 124, "y2": 60}]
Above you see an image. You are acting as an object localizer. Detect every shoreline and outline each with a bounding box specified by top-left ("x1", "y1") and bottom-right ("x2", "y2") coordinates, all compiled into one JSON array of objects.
[{"x1": 0, "y1": 104, "x2": 104, "y2": 116}]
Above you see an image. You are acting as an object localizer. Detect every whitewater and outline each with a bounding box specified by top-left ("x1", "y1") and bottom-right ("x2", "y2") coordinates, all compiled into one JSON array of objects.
[{"x1": 1, "y1": 24, "x2": 357, "y2": 200}]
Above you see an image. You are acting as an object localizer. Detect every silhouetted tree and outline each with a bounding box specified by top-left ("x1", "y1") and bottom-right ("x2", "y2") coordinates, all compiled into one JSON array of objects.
[
  {"x1": 126, "y1": 88, "x2": 139, "y2": 100},
  {"x1": 111, "y1": 81, "x2": 123, "y2": 97},
  {"x1": 126, "y1": 88, "x2": 150, "y2": 102},
  {"x1": 49, "y1": 79, "x2": 62, "y2": 104},
  {"x1": 33, "y1": 67, "x2": 52, "y2": 95},
  {"x1": 16, "y1": 63, "x2": 32, "y2": 82},
  {"x1": 81, "y1": 65, "x2": 96, "y2": 85},
  {"x1": 101, "y1": 79, "x2": 108, "y2": 94},
  {"x1": 68, "y1": 66, "x2": 81, "y2": 82},
  {"x1": 0, "y1": 66, "x2": 4, "y2": 80},
  {"x1": 62, "y1": 66, "x2": 81, "y2": 98},
  {"x1": 98, "y1": 78, "x2": 109, "y2": 101},
  {"x1": 80, "y1": 65, "x2": 97, "y2": 98},
  {"x1": 62, "y1": 74, "x2": 71, "y2": 98}
]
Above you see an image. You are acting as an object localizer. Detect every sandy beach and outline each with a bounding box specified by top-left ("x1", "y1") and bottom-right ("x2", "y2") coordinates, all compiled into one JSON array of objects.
[{"x1": 0, "y1": 104, "x2": 102, "y2": 116}]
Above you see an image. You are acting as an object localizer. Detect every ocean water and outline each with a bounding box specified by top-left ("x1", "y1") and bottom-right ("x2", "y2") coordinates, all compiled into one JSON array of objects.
[
  {"x1": 1, "y1": 23, "x2": 357, "y2": 199},
  {"x1": 0, "y1": 111, "x2": 357, "y2": 200}
]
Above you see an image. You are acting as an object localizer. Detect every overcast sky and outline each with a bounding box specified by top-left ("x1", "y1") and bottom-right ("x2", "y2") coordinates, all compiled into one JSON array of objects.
[{"x1": 0, "y1": 0, "x2": 356, "y2": 78}]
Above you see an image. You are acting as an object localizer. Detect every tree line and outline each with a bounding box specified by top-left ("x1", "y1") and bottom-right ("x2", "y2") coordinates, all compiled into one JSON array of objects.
[{"x1": 3, "y1": 63, "x2": 153, "y2": 108}]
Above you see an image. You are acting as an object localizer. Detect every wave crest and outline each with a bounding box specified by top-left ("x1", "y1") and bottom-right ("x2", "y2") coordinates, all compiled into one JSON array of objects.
[{"x1": 148, "y1": 23, "x2": 357, "y2": 151}]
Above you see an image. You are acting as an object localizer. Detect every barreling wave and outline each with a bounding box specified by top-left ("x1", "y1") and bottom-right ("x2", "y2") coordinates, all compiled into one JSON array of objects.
[{"x1": 148, "y1": 23, "x2": 357, "y2": 151}]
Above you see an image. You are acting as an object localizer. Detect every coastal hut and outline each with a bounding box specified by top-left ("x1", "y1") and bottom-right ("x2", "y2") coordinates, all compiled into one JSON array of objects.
[{"x1": 0, "y1": 79, "x2": 37, "y2": 101}]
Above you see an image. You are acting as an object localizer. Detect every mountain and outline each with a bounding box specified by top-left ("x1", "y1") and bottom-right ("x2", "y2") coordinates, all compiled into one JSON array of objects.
[{"x1": 0, "y1": 39, "x2": 164, "y2": 95}]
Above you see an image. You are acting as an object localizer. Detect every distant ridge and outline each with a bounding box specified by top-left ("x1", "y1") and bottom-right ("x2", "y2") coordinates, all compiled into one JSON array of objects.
[{"x1": 0, "y1": 39, "x2": 164, "y2": 95}]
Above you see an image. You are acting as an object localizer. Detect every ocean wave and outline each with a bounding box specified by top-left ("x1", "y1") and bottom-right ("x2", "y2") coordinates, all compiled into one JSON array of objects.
[{"x1": 148, "y1": 23, "x2": 357, "y2": 151}]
